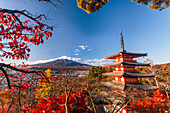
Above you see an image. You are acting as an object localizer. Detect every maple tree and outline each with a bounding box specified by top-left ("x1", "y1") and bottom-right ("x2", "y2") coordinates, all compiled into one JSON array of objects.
[
  {"x1": 22, "y1": 91, "x2": 88, "y2": 113},
  {"x1": 19, "y1": 69, "x2": 100, "y2": 113},
  {"x1": 0, "y1": 1, "x2": 57, "y2": 111},
  {"x1": 129, "y1": 89, "x2": 170, "y2": 112},
  {"x1": 77, "y1": 0, "x2": 109, "y2": 14},
  {"x1": 0, "y1": 8, "x2": 53, "y2": 60},
  {"x1": 0, "y1": 0, "x2": 66, "y2": 90},
  {"x1": 0, "y1": 6, "x2": 54, "y2": 88},
  {"x1": 0, "y1": 69, "x2": 39, "y2": 113},
  {"x1": 131, "y1": 0, "x2": 170, "y2": 10},
  {"x1": 76, "y1": 0, "x2": 170, "y2": 14}
]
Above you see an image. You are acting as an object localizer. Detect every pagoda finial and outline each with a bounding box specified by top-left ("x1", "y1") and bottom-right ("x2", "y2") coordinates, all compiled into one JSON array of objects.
[{"x1": 120, "y1": 29, "x2": 125, "y2": 52}]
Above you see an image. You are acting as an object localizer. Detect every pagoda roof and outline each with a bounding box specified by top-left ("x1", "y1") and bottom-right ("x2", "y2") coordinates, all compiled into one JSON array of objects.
[
  {"x1": 102, "y1": 81, "x2": 157, "y2": 91},
  {"x1": 102, "y1": 80, "x2": 125, "y2": 91},
  {"x1": 103, "y1": 71, "x2": 154, "y2": 77},
  {"x1": 104, "y1": 61, "x2": 150, "y2": 67},
  {"x1": 105, "y1": 51, "x2": 147, "y2": 59}
]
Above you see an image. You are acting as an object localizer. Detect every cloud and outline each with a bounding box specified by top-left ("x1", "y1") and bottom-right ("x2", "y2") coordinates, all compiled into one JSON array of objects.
[
  {"x1": 26, "y1": 56, "x2": 106, "y2": 66},
  {"x1": 78, "y1": 45, "x2": 88, "y2": 50},
  {"x1": 74, "y1": 49, "x2": 80, "y2": 53},
  {"x1": 81, "y1": 58, "x2": 106, "y2": 66},
  {"x1": 74, "y1": 45, "x2": 92, "y2": 56},
  {"x1": 86, "y1": 58, "x2": 105, "y2": 62},
  {"x1": 88, "y1": 48, "x2": 92, "y2": 51}
]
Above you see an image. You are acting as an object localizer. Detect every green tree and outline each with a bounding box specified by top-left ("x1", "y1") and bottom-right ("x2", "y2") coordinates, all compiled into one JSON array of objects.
[
  {"x1": 108, "y1": 67, "x2": 113, "y2": 72},
  {"x1": 88, "y1": 66, "x2": 104, "y2": 79},
  {"x1": 96, "y1": 66, "x2": 103, "y2": 79},
  {"x1": 88, "y1": 66, "x2": 97, "y2": 78}
]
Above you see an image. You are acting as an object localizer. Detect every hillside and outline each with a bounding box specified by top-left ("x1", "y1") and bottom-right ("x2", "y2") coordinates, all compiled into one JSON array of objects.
[
  {"x1": 153, "y1": 63, "x2": 170, "y2": 75},
  {"x1": 137, "y1": 62, "x2": 170, "y2": 76}
]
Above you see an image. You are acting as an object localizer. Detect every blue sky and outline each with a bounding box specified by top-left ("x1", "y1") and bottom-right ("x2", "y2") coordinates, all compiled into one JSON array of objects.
[{"x1": 1, "y1": 0, "x2": 170, "y2": 65}]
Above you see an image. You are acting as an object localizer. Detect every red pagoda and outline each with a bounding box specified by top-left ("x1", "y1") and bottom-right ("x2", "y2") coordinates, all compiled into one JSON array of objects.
[{"x1": 102, "y1": 30, "x2": 156, "y2": 113}]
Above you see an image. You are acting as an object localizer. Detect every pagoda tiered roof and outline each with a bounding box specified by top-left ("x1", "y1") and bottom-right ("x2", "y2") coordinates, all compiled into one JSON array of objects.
[
  {"x1": 101, "y1": 30, "x2": 156, "y2": 113},
  {"x1": 105, "y1": 51, "x2": 147, "y2": 59},
  {"x1": 104, "y1": 61, "x2": 150, "y2": 67},
  {"x1": 103, "y1": 71, "x2": 154, "y2": 77},
  {"x1": 102, "y1": 80, "x2": 125, "y2": 90},
  {"x1": 102, "y1": 80, "x2": 157, "y2": 91}
]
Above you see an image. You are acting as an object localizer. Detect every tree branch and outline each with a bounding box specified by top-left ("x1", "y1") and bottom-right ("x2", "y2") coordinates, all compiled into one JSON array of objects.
[
  {"x1": 38, "y1": 0, "x2": 63, "y2": 8},
  {"x1": 0, "y1": 9, "x2": 53, "y2": 29},
  {"x1": 0, "y1": 67, "x2": 11, "y2": 89},
  {"x1": 0, "y1": 63, "x2": 49, "y2": 89}
]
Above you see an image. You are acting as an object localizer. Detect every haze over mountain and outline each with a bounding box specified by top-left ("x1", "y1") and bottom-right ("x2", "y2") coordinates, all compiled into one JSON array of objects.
[
  {"x1": 26, "y1": 56, "x2": 106, "y2": 66},
  {"x1": 32, "y1": 59, "x2": 91, "y2": 67}
]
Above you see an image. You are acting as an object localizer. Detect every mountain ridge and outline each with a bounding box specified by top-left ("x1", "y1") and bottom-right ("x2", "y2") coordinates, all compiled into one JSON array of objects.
[{"x1": 31, "y1": 59, "x2": 91, "y2": 67}]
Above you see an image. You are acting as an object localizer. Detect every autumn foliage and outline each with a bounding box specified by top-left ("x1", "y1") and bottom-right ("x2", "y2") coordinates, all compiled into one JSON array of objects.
[
  {"x1": 0, "y1": 8, "x2": 53, "y2": 60},
  {"x1": 131, "y1": 0, "x2": 169, "y2": 10},
  {"x1": 20, "y1": 69, "x2": 96, "y2": 113},
  {"x1": 22, "y1": 91, "x2": 88, "y2": 113},
  {"x1": 76, "y1": 0, "x2": 109, "y2": 14},
  {"x1": 77, "y1": 0, "x2": 170, "y2": 14},
  {"x1": 36, "y1": 69, "x2": 52, "y2": 98},
  {"x1": 0, "y1": 69, "x2": 91, "y2": 113},
  {"x1": 130, "y1": 89, "x2": 170, "y2": 112}
]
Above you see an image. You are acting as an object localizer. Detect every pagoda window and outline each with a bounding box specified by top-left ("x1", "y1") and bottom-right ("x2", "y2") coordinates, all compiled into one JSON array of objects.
[
  {"x1": 120, "y1": 58, "x2": 123, "y2": 61},
  {"x1": 115, "y1": 77, "x2": 118, "y2": 81},
  {"x1": 121, "y1": 77, "x2": 124, "y2": 82},
  {"x1": 121, "y1": 67, "x2": 124, "y2": 71},
  {"x1": 121, "y1": 91, "x2": 124, "y2": 93},
  {"x1": 115, "y1": 57, "x2": 123, "y2": 62},
  {"x1": 116, "y1": 67, "x2": 118, "y2": 71}
]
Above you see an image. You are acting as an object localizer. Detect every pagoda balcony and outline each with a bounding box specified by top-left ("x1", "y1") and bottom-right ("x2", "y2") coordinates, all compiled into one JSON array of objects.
[
  {"x1": 102, "y1": 81, "x2": 125, "y2": 91},
  {"x1": 112, "y1": 60, "x2": 137, "y2": 63},
  {"x1": 103, "y1": 71, "x2": 154, "y2": 78},
  {"x1": 114, "y1": 57, "x2": 137, "y2": 62},
  {"x1": 104, "y1": 61, "x2": 150, "y2": 67},
  {"x1": 114, "y1": 67, "x2": 136, "y2": 72},
  {"x1": 102, "y1": 81, "x2": 157, "y2": 91}
]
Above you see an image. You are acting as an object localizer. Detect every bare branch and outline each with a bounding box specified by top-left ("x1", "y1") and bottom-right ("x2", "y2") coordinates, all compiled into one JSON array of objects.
[
  {"x1": 7, "y1": 97, "x2": 14, "y2": 113},
  {"x1": 38, "y1": 0, "x2": 63, "y2": 8}
]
